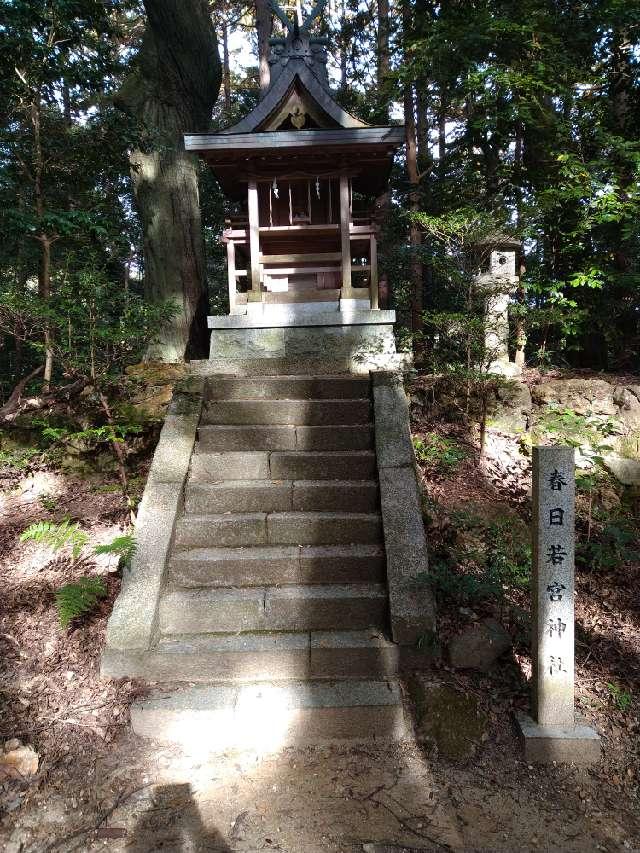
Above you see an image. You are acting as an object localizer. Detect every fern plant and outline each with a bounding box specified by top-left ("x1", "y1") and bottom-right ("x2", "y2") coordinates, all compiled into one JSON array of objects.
[
  {"x1": 55, "y1": 577, "x2": 108, "y2": 628},
  {"x1": 20, "y1": 519, "x2": 89, "y2": 560},
  {"x1": 94, "y1": 534, "x2": 136, "y2": 568}
]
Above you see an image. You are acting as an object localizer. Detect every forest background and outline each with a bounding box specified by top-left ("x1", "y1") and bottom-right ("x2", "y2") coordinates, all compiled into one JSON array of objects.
[{"x1": 0, "y1": 0, "x2": 639, "y2": 403}]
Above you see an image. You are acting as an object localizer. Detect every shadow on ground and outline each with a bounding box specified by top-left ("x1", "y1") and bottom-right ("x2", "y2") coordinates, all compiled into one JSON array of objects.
[{"x1": 126, "y1": 783, "x2": 231, "y2": 852}]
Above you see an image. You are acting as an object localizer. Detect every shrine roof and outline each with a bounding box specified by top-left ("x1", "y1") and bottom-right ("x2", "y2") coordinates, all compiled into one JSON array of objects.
[
  {"x1": 184, "y1": 125, "x2": 404, "y2": 156},
  {"x1": 184, "y1": 5, "x2": 404, "y2": 194}
]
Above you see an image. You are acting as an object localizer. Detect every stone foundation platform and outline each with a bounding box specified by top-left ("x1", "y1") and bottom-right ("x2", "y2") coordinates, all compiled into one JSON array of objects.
[{"x1": 207, "y1": 309, "x2": 404, "y2": 372}]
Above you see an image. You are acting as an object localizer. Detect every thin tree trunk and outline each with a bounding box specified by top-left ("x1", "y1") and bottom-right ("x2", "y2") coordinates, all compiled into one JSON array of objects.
[
  {"x1": 610, "y1": 28, "x2": 633, "y2": 274},
  {"x1": 405, "y1": 85, "x2": 423, "y2": 337},
  {"x1": 339, "y1": 0, "x2": 348, "y2": 90},
  {"x1": 32, "y1": 96, "x2": 55, "y2": 390},
  {"x1": 62, "y1": 82, "x2": 72, "y2": 127},
  {"x1": 513, "y1": 120, "x2": 526, "y2": 367},
  {"x1": 99, "y1": 392, "x2": 128, "y2": 495},
  {"x1": 376, "y1": 0, "x2": 390, "y2": 120},
  {"x1": 416, "y1": 86, "x2": 428, "y2": 167},
  {"x1": 115, "y1": 0, "x2": 221, "y2": 362},
  {"x1": 256, "y1": 0, "x2": 272, "y2": 98},
  {"x1": 403, "y1": 0, "x2": 423, "y2": 338},
  {"x1": 438, "y1": 97, "x2": 446, "y2": 179},
  {"x1": 222, "y1": 18, "x2": 231, "y2": 114}
]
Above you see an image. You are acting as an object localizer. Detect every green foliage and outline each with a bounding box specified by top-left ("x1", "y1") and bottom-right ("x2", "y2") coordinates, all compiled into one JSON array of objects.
[
  {"x1": 531, "y1": 405, "x2": 618, "y2": 462},
  {"x1": 20, "y1": 520, "x2": 137, "y2": 570},
  {"x1": 413, "y1": 433, "x2": 468, "y2": 474},
  {"x1": 578, "y1": 516, "x2": 640, "y2": 571},
  {"x1": 39, "y1": 494, "x2": 58, "y2": 512},
  {"x1": 607, "y1": 683, "x2": 633, "y2": 713},
  {"x1": 55, "y1": 576, "x2": 107, "y2": 629},
  {"x1": 421, "y1": 508, "x2": 531, "y2": 606},
  {"x1": 423, "y1": 557, "x2": 504, "y2": 606},
  {"x1": 20, "y1": 519, "x2": 89, "y2": 560},
  {"x1": 0, "y1": 446, "x2": 40, "y2": 471},
  {"x1": 40, "y1": 421, "x2": 143, "y2": 447},
  {"x1": 94, "y1": 534, "x2": 136, "y2": 569}
]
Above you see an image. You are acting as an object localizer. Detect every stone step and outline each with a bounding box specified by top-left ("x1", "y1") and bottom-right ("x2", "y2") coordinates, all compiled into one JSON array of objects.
[
  {"x1": 189, "y1": 450, "x2": 377, "y2": 482},
  {"x1": 189, "y1": 451, "x2": 270, "y2": 481},
  {"x1": 205, "y1": 375, "x2": 371, "y2": 401},
  {"x1": 202, "y1": 398, "x2": 371, "y2": 426},
  {"x1": 168, "y1": 543, "x2": 385, "y2": 587},
  {"x1": 270, "y1": 450, "x2": 377, "y2": 480},
  {"x1": 197, "y1": 424, "x2": 374, "y2": 452},
  {"x1": 130, "y1": 679, "x2": 409, "y2": 749},
  {"x1": 174, "y1": 511, "x2": 383, "y2": 549},
  {"x1": 158, "y1": 584, "x2": 388, "y2": 634},
  {"x1": 103, "y1": 631, "x2": 399, "y2": 683},
  {"x1": 184, "y1": 479, "x2": 379, "y2": 514}
]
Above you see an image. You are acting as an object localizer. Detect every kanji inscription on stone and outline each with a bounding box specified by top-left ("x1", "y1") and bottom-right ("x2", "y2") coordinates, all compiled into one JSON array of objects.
[{"x1": 532, "y1": 446, "x2": 575, "y2": 728}]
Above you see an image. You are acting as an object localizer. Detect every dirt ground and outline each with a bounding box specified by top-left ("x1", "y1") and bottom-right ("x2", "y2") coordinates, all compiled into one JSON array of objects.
[
  {"x1": 1, "y1": 375, "x2": 640, "y2": 852},
  {"x1": 3, "y1": 727, "x2": 640, "y2": 853}
]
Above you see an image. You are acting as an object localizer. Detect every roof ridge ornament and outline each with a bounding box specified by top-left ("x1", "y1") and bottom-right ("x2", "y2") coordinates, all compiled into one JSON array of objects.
[{"x1": 269, "y1": 0, "x2": 327, "y2": 36}]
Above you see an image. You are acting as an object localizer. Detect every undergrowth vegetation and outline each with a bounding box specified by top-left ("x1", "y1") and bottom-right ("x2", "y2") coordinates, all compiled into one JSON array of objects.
[{"x1": 19, "y1": 521, "x2": 136, "y2": 628}]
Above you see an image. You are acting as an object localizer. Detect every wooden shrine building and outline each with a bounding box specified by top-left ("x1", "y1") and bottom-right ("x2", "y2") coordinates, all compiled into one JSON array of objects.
[{"x1": 185, "y1": 3, "x2": 404, "y2": 318}]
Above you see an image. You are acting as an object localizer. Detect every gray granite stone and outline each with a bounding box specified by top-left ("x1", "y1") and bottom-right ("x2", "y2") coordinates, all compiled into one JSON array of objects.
[
  {"x1": 168, "y1": 545, "x2": 300, "y2": 587},
  {"x1": 209, "y1": 327, "x2": 286, "y2": 359},
  {"x1": 270, "y1": 449, "x2": 375, "y2": 480},
  {"x1": 372, "y1": 375, "x2": 415, "y2": 469},
  {"x1": 294, "y1": 424, "x2": 374, "y2": 450},
  {"x1": 130, "y1": 680, "x2": 409, "y2": 747},
  {"x1": 203, "y1": 398, "x2": 371, "y2": 426},
  {"x1": 207, "y1": 310, "x2": 396, "y2": 329},
  {"x1": 264, "y1": 584, "x2": 387, "y2": 631},
  {"x1": 197, "y1": 424, "x2": 296, "y2": 451},
  {"x1": 516, "y1": 713, "x2": 601, "y2": 765},
  {"x1": 292, "y1": 479, "x2": 378, "y2": 512},
  {"x1": 378, "y1": 466, "x2": 436, "y2": 645},
  {"x1": 185, "y1": 480, "x2": 293, "y2": 514},
  {"x1": 189, "y1": 451, "x2": 270, "y2": 480},
  {"x1": 532, "y1": 446, "x2": 575, "y2": 728},
  {"x1": 266, "y1": 511, "x2": 382, "y2": 545},
  {"x1": 205, "y1": 375, "x2": 371, "y2": 401},
  {"x1": 146, "y1": 396, "x2": 202, "y2": 485},
  {"x1": 159, "y1": 588, "x2": 266, "y2": 634},
  {"x1": 603, "y1": 454, "x2": 640, "y2": 486},
  {"x1": 174, "y1": 513, "x2": 268, "y2": 549},
  {"x1": 101, "y1": 384, "x2": 203, "y2": 665}
]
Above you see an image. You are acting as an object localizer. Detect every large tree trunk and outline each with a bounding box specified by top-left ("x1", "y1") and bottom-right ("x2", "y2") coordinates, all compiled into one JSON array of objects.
[
  {"x1": 256, "y1": 0, "x2": 272, "y2": 98},
  {"x1": 115, "y1": 0, "x2": 221, "y2": 361}
]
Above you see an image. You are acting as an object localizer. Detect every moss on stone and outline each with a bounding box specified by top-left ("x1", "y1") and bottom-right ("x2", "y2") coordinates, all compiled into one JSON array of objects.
[{"x1": 409, "y1": 677, "x2": 487, "y2": 761}]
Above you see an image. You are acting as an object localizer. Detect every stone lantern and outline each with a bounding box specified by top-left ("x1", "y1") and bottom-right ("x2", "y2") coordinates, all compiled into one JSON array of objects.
[{"x1": 473, "y1": 233, "x2": 522, "y2": 375}]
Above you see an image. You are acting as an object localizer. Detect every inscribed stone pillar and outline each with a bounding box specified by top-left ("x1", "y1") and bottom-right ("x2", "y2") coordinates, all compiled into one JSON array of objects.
[{"x1": 532, "y1": 445, "x2": 575, "y2": 728}]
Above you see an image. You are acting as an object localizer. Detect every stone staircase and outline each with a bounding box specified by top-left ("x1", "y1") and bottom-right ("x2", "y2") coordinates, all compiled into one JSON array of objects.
[{"x1": 131, "y1": 374, "x2": 409, "y2": 747}]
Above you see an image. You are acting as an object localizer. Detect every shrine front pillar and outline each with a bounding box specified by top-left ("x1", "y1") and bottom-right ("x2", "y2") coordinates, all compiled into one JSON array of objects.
[
  {"x1": 339, "y1": 174, "x2": 352, "y2": 298},
  {"x1": 247, "y1": 179, "x2": 261, "y2": 297}
]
